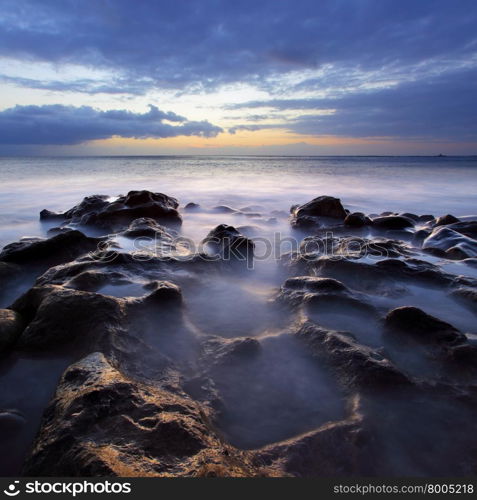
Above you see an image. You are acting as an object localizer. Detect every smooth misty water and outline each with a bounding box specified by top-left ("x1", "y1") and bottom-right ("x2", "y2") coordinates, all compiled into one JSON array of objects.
[{"x1": 0, "y1": 155, "x2": 476, "y2": 248}]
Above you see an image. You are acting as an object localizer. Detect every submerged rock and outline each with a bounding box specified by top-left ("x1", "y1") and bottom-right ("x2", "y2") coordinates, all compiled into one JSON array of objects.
[{"x1": 184, "y1": 202, "x2": 200, "y2": 211}]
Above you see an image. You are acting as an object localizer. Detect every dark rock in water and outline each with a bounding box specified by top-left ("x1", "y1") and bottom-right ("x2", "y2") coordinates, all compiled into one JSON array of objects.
[
  {"x1": 0, "y1": 309, "x2": 25, "y2": 351},
  {"x1": 39, "y1": 209, "x2": 66, "y2": 221},
  {"x1": 121, "y1": 217, "x2": 175, "y2": 239},
  {"x1": 292, "y1": 196, "x2": 348, "y2": 228},
  {"x1": 47, "y1": 226, "x2": 74, "y2": 236},
  {"x1": 412, "y1": 229, "x2": 431, "y2": 246},
  {"x1": 203, "y1": 224, "x2": 254, "y2": 265},
  {"x1": 434, "y1": 214, "x2": 460, "y2": 226},
  {"x1": 380, "y1": 211, "x2": 395, "y2": 216},
  {"x1": 139, "y1": 281, "x2": 183, "y2": 308},
  {"x1": 0, "y1": 231, "x2": 100, "y2": 267},
  {"x1": 446, "y1": 221, "x2": 477, "y2": 240},
  {"x1": 283, "y1": 276, "x2": 348, "y2": 293},
  {"x1": 23, "y1": 352, "x2": 263, "y2": 477},
  {"x1": 41, "y1": 191, "x2": 181, "y2": 231},
  {"x1": 184, "y1": 202, "x2": 200, "y2": 211},
  {"x1": 0, "y1": 261, "x2": 21, "y2": 281},
  {"x1": 344, "y1": 212, "x2": 372, "y2": 228},
  {"x1": 295, "y1": 322, "x2": 411, "y2": 391},
  {"x1": 418, "y1": 214, "x2": 435, "y2": 223},
  {"x1": 423, "y1": 226, "x2": 477, "y2": 259},
  {"x1": 400, "y1": 212, "x2": 419, "y2": 222},
  {"x1": 372, "y1": 215, "x2": 414, "y2": 230},
  {"x1": 212, "y1": 205, "x2": 238, "y2": 214},
  {"x1": 450, "y1": 287, "x2": 477, "y2": 313},
  {"x1": 384, "y1": 306, "x2": 466, "y2": 346}
]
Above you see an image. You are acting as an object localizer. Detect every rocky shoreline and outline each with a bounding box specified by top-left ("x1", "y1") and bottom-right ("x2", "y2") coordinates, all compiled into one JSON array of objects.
[{"x1": 1, "y1": 191, "x2": 477, "y2": 476}]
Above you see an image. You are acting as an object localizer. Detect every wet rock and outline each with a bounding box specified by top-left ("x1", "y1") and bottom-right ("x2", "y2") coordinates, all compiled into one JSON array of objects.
[
  {"x1": 282, "y1": 276, "x2": 348, "y2": 293},
  {"x1": 384, "y1": 306, "x2": 466, "y2": 346},
  {"x1": 203, "y1": 224, "x2": 254, "y2": 265},
  {"x1": 23, "y1": 352, "x2": 263, "y2": 477},
  {"x1": 121, "y1": 217, "x2": 176, "y2": 239},
  {"x1": 39, "y1": 209, "x2": 66, "y2": 221},
  {"x1": 295, "y1": 322, "x2": 411, "y2": 391},
  {"x1": 12, "y1": 285, "x2": 125, "y2": 352},
  {"x1": 372, "y1": 215, "x2": 414, "y2": 230},
  {"x1": 400, "y1": 212, "x2": 419, "y2": 222},
  {"x1": 0, "y1": 309, "x2": 25, "y2": 351},
  {"x1": 450, "y1": 287, "x2": 477, "y2": 313},
  {"x1": 418, "y1": 214, "x2": 435, "y2": 223},
  {"x1": 0, "y1": 261, "x2": 21, "y2": 282},
  {"x1": 0, "y1": 231, "x2": 101, "y2": 268},
  {"x1": 344, "y1": 212, "x2": 372, "y2": 228},
  {"x1": 291, "y1": 196, "x2": 347, "y2": 228},
  {"x1": 200, "y1": 337, "x2": 261, "y2": 369},
  {"x1": 138, "y1": 281, "x2": 183, "y2": 308},
  {"x1": 184, "y1": 202, "x2": 200, "y2": 211},
  {"x1": 412, "y1": 229, "x2": 430, "y2": 246},
  {"x1": 434, "y1": 214, "x2": 460, "y2": 226},
  {"x1": 41, "y1": 191, "x2": 181, "y2": 231},
  {"x1": 447, "y1": 221, "x2": 477, "y2": 240},
  {"x1": 423, "y1": 226, "x2": 477, "y2": 259}
]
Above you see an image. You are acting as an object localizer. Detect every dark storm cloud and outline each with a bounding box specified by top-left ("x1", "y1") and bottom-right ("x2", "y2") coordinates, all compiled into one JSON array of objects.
[
  {"x1": 0, "y1": 105, "x2": 223, "y2": 144},
  {"x1": 0, "y1": 0, "x2": 476, "y2": 90},
  {"x1": 229, "y1": 67, "x2": 477, "y2": 140}
]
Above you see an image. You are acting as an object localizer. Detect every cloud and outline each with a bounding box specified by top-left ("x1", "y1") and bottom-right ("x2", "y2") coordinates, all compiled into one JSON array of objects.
[
  {"x1": 227, "y1": 66, "x2": 477, "y2": 141},
  {"x1": 0, "y1": 0, "x2": 476, "y2": 92},
  {"x1": 0, "y1": 104, "x2": 223, "y2": 145}
]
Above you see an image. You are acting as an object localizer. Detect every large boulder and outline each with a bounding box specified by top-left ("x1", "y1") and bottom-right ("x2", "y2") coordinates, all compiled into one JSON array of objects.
[
  {"x1": 40, "y1": 191, "x2": 182, "y2": 232},
  {"x1": 23, "y1": 352, "x2": 265, "y2": 477},
  {"x1": 291, "y1": 196, "x2": 347, "y2": 228}
]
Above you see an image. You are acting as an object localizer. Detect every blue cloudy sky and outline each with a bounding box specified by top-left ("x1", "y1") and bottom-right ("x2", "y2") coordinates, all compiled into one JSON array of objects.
[{"x1": 0, "y1": 0, "x2": 476, "y2": 155}]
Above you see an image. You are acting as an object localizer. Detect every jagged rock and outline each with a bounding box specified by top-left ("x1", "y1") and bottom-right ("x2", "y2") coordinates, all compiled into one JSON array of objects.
[
  {"x1": 372, "y1": 215, "x2": 414, "y2": 230},
  {"x1": 40, "y1": 191, "x2": 181, "y2": 231},
  {"x1": 0, "y1": 309, "x2": 25, "y2": 351},
  {"x1": 384, "y1": 306, "x2": 466, "y2": 345},
  {"x1": 23, "y1": 353, "x2": 265, "y2": 477},
  {"x1": 434, "y1": 214, "x2": 460, "y2": 226},
  {"x1": 344, "y1": 212, "x2": 372, "y2": 227},
  {"x1": 423, "y1": 226, "x2": 477, "y2": 259},
  {"x1": 0, "y1": 231, "x2": 100, "y2": 267},
  {"x1": 295, "y1": 322, "x2": 411, "y2": 390}
]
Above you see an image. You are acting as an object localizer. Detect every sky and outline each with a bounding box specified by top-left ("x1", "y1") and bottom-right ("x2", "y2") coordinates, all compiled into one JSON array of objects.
[{"x1": 0, "y1": 0, "x2": 476, "y2": 155}]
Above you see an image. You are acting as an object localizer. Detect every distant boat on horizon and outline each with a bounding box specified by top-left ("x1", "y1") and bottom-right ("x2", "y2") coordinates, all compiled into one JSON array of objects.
[{"x1": 437, "y1": 153, "x2": 447, "y2": 157}]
